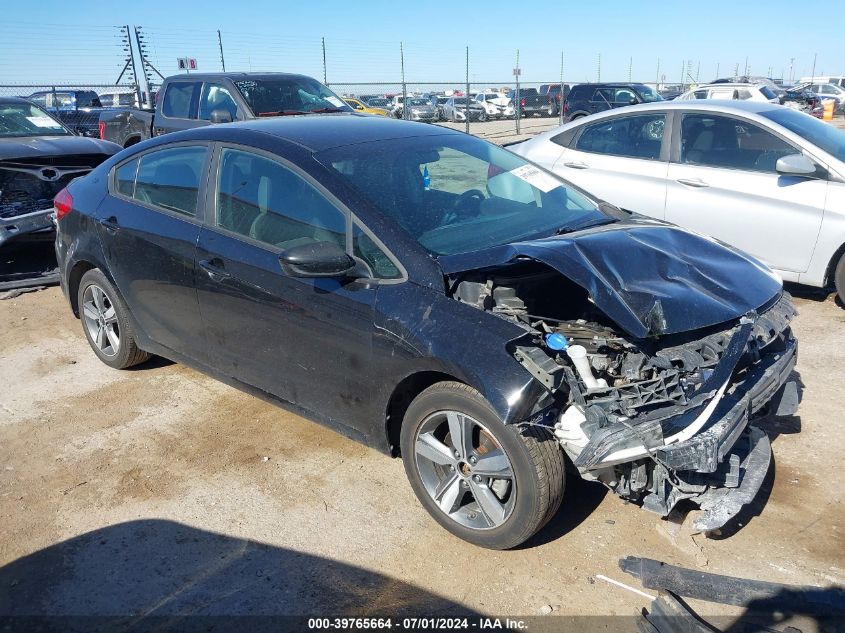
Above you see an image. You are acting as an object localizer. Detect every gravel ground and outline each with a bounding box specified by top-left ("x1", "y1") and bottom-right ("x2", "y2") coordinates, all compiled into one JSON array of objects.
[{"x1": 0, "y1": 283, "x2": 843, "y2": 628}]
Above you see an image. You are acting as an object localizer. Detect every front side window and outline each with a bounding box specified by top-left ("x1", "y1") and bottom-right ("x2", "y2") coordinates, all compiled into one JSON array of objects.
[
  {"x1": 759, "y1": 106, "x2": 845, "y2": 162},
  {"x1": 199, "y1": 83, "x2": 238, "y2": 121},
  {"x1": 592, "y1": 88, "x2": 614, "y2": 103},
  {"x1": 132, "y1": 146, "x2": 207, "y2": 216},
  {"x1": 318, "y1": 134, "x2": 604, "y2": 256},
  {"x1": 216, "y1": 148, "x2": 346, "y2": 250},
  {"x1": 575, "y1": 114, "x2": 666, "y2": 160},
  {"x1": 614, "y1": 88, "x2": 637, "y2": 103},
  {"x1": 162, "y1": 83, "x2": 198, "y2": 119},
  {"x1": 680, "y1": 114, "x2": 796, "y2": 172}
]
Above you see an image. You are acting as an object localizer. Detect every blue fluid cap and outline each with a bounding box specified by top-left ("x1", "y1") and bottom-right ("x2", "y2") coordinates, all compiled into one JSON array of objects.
[{"x1": 545, "y1": 332, "x2": 568, "y2": 351}]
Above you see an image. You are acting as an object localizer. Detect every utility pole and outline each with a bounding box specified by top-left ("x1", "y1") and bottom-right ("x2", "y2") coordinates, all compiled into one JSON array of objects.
[
  {"x1": 743, "y1": 56, "x2": 748, "y2": 77},
  {"x1": 716, "y1": 62, "x2": 720, "y2": 79},
  {"x1": 680, "y1": 59, "x2": 685, "y2": 90},
  {"x1": 696, "y1": 60, "x2": 700, "y2": 83},
  {"x1": 734, "y1": 62, "x2": 739, "y2": 77},
  {"x1": 321, "y1": 37, "x2": 327, "y2": 84},
  {"x1": 597, "y1": 53, "x2": 601, "y2": 82},
  {"x1": 628, "y1": 56, "x2": 632, "y2": 82},
  {"x1": 789, "y1": 57, "x2": 794, "y2": 82},
  {"x1": 217, "y1": 30, "x2": 226, "y2": 72},
  {"x1": 400, "y1": 42, "x2": 407, "y2": 120},
  {"x1": 465, "y1": 46, "x2": 470, "y2": 134},
  {"x1": 811, "y1": 52, "x2": 817, "y2": 79},
  {"x1": 656, "y1": 58, "x2": 660, "y2": 89}
]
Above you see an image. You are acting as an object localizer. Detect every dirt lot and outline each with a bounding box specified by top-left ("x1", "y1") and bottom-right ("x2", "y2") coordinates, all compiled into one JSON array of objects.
[{"x1": 1, "y1": 281, "x2": 843, "y2": 627}]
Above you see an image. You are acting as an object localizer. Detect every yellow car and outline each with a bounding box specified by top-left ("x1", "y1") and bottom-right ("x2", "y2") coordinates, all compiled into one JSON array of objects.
[{"x1": 343, "y1": 97, "x2": 389, "y2": 116}]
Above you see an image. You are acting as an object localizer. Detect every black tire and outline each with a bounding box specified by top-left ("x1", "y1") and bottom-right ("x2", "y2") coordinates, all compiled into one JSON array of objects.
[
  {"x1": 835, "y1": 252, "x2": 845, "y2": 305},
  {"x1": 400, "y1": 381, "x2": 564, "y2": 549},
  {"x1": 77, "y1": 268, "x2": 150, "y2": 370},
  {"x1": 547, "y1": 103, "x2": 556, "y2": 117},
  {"x1": 478, "y1": 111, "x2": 487, "y2": 122}
]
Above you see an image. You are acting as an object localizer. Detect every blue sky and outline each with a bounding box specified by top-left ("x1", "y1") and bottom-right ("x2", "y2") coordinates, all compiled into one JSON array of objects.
[{"x1": 0, "y1": 0, "x2": 840, "y2": 88}]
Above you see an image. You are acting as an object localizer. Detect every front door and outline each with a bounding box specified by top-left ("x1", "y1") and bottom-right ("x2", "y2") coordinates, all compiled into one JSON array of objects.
[
  {"x1": 195, "y1": 145, "x2": 377, "y2": 427},
  {"x1": 665, "y1": 112, "x2": 827, "y2": 275},
  {"x1": 154, "y1": 81, "x2": 203, "y2": 136},
  {"x1": 96, "y1": 144, "x2": 209, "y2": 361}
]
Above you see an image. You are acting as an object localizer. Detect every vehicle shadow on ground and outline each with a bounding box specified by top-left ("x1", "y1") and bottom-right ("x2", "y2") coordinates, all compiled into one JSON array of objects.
[{"x1": 0, "y1": 519, "x2": 469, "y2": 632}]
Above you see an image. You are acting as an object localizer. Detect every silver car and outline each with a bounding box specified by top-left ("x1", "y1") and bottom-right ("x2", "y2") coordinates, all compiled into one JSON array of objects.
[
  {"x1": 442, "y1": 97, "x2": 485, "y2": 122},
  {"x1": 512, "y1": 100, "x2": 845, "y2": 303}
]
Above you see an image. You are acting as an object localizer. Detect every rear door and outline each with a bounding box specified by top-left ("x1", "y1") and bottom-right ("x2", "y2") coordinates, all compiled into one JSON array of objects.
[
  {"x1": 552, "y1": 111, "x2": 671, "y2": 216},
  {"x1": 97, "y1": 143, "x2": 209, "y2": 361},
  {"x1": 664, "y1": 112, "x2": 827, "y2": 275},
  {"x1": 154, "y1": 81, "x2": 202, "y2": 136},
  {"x1": 195, "y1": 144, "x2": 380, "y2": 427}
]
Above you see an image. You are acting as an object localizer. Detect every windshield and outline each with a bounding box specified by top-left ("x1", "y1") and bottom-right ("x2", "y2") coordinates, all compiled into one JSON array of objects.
[
  {"x1": 317, "y1": 134, "x2": 605, "y2": 256},
  {"x1": 452, "y1": 98, "x2": 470, "y2": 105},
  {"x1": 234, "y1": 77, "x2": 353, "y2": 115},
  {"x1": 368, "y1": 98, "x2": 388, "y2": 106},
  {"x1": 637, "y1": 85, "x2": 664, "y2": 102},
  {"x1": 760, "y1": 107, "x2": 845, "y2": 162},
  {"x1": 0, "y1": 102, "x2": 70, "y2": 138},
  {"x1": 408, "y1": 99, "x2": 427, "y2": 106}
]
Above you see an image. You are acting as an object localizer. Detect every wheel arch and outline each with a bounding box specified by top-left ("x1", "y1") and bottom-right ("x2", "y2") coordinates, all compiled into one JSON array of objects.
[
  {"x1": 385, "y1": 371, "x2": 465, "y2": 457},
  {"x1": 824, "y1": 241, "x2": 845, "y2": 288},
  {"x1": 67, "y1": 260, "x2": 98, "y2": 317}
]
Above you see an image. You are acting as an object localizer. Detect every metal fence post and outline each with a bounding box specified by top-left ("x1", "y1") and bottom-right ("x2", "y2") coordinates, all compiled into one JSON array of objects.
[
  {"x1": 559, "y1": 52, "x2": 565, "y2": 126},
  {"x1": 400, "y1": 42, "x2": 408, "y2": 121},
  {"x1": 465, "y1": 47, "x2": 470, "y2": 134},
  {"x1": 514, "y1": 49, "x2": 520, "y2": 136},
  {"x1": 322, "y1": 37, "x2": 327, "y2": 84},
  {"x1": 218, "y1": 30, "x2": 226, "y2": 72}
]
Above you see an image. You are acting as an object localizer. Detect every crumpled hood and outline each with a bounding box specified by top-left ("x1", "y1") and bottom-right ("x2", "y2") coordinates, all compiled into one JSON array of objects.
[
  {"x1": 0, "y1": 135, "x2": 119, "y2": 161},
  {"x1": 438, "y1": 219, "x2": 783, "y2": 338}
]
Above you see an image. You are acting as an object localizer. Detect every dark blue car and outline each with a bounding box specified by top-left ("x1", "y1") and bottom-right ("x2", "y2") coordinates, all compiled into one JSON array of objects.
[{"x1": 54, "y1": 114, "x2": 798, "y2": 548}]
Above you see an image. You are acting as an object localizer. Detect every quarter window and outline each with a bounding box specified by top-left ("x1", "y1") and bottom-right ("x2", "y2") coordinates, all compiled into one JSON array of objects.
[
  {"x1": 352, "y1": 223, "x2": 401, "y2": 279},
  {"x1": 162, "y1": 82, "x2": 198, "y2": 119},
  {"x1": 575, "y1": 114, "x2": 666, "y2": 160},
  {"x1": 132, "y1": 146, "x2": 207, "y2": 216},
  {"x1": 114, "y1": 159, "x2": 138, "y2": 197},
  {"x1": 680, "y1": 114, "x2": 796, "y2": 172},
  {"x1": 216, "y1": 148, "x2": 346, "y2": 250}
]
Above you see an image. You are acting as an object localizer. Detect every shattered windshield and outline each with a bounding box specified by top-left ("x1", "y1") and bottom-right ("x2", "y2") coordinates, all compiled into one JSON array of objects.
[
  {"x1": 318, "y1": 134, "x2": 606, "y2": 256},
  {"x1": 0, "y1": 102, "x2": 70, "y2": 137},
  {"x1": 234, "y1": 77, "x2": 354, "y2": 116}
]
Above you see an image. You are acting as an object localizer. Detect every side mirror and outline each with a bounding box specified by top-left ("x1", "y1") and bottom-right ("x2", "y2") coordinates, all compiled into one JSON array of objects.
[
  {"x1": 776, "y1": 154, "x2": 817, "y2": 177},
  {"x1": 279, "y1": 241, "x2": 356, "y2": 278},
  {"x1": 209, "y1": 109, "x2": 233, "y2": 124}
]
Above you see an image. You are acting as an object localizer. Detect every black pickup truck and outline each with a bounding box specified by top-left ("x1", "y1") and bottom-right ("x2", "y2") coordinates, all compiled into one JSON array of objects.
[
  {"x1": 98, "y1": 72, "x2": 353, "y2": 148},
  {"x1": 512, "y1": 88, "x2": 547, "y2": 117},
  {"x1": 26, "y1": 90, "x2": 109, "y2": 138}
]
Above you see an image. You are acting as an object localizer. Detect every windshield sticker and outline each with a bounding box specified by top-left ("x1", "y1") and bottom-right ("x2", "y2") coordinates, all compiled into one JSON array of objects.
[
  {"x1": 325, "y1": 96, "x2": 344, "y2": 108},
  {"x1": 508, "y1": 165, "x2": 561, "y2": 193},
  {"x1": 26, "y1": 116, "x2": 63, "y2": 128}
]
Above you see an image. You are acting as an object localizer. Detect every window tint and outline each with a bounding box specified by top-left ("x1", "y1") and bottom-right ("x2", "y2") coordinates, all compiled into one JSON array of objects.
[
  {"x1": 134, "y1": 146, "x2": 207, "y2": 216},
  {"x1": 592, "y1": 88, "x2": 614, "y2": 103},
  {"x1": 352, "y1": 223, "x2": 401, "y2": 279},
  {"x1": 199, "y1": 83, "x2": 238, "y2": 120},
  {"x1": 115, "y1": 159, "x2": 138, "y2": 197},
  {"x1": 680, "y1": 114, "x2": 796, "y2": 172},
  {"x1": 575, "y1": 114, "x2": 666, "y2": 160},
  {"x1": 216, "y1": 148, "x2": 346, "y2": 250},
  {"x1": 162, "y1": 83, "x2": 197, "y2": 119}
]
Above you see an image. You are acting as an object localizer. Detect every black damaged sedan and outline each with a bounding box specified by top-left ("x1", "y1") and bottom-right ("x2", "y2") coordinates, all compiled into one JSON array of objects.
[{"x1": 55, "y1": 115, "x2": 798, "y2": 549}]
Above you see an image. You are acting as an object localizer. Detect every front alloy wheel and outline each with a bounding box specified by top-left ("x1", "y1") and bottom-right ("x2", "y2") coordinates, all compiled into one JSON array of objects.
[
  {"x1": 415, "y1": 411, "x2": 516, "y2": 529},
  {"x1": 401, "y1": 382, "x2": 564, "y2": 549}
]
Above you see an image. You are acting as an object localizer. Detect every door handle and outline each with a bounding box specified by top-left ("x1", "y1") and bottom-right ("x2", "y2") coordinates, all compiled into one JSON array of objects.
[
  {"x1": 563, "y1": 161, "x2": 590, "y2": 169},
  {"x1": 676, "y1": 178, "x2": 710, "y2": 188},
  {"x1": 199, "y1": 259, "x2": 231, "y2": 282},
  {"x1": 99, "y1": 216, "x2": 120, "y2": 232}
]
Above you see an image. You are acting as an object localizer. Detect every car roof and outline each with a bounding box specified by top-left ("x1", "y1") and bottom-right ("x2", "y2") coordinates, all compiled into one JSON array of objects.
[
  {"x1": 696, "y1": 83, "x2": 760, "y2": 89},
  {"x1": 164, "y1": 72, "x2": 319, "y2": 83},
  {"x1": 184, "y1": 113, "x2": 464, "y2": 152},
  {"x1": 584, "y1": 100, "x2": 782, "y2": 116}
]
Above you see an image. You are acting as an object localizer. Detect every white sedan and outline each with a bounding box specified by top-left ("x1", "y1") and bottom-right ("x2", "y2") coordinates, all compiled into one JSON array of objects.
[{"x1": 510, "y1": 100, "x2": 845, "y2": 303}]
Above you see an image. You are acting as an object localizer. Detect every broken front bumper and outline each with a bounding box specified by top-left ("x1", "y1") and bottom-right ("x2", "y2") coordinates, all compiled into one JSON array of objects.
[
  {"x1": 568, "y1": 301, "x2": 798, "y2": 532},
  {"x1": 0, "y1": 207, "x2": 55, "y2": 248}
]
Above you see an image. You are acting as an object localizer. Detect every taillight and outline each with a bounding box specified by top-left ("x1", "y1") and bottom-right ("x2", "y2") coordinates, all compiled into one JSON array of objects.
[
  {"x1": 563, "y1": 101, "x2": 569, "y2": 113},
  {"x1": 54, "y1": 188, "x2": 73, "y2": 221},
  {"x1": 98, "y1": 121, "x2": 106, "y2": 140},
  {"x1": 520, "y1": 98, "x2": 526, "y2": 106}
]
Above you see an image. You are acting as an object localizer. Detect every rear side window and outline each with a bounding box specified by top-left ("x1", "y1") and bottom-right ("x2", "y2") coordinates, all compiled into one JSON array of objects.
[
  {"x1": 215, "y1": 148, "x2": 346, "y2": 251},
  {"x1": 131, "y1": 146, "x2": 207, "y2": 216},
  {"x1": 759, "y1": 86, "x2": 777, "y2": 100},
  {"x1": 162, "y1": 83, "x2": 198, "y2": 119},
  {"x1": 575, "y1": 114, "x2": 666, "y2": 160}
]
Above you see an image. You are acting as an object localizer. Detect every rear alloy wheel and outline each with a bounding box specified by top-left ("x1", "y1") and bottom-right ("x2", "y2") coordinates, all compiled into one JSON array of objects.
[
  {"x1": 78, "y1": 269, "x2": 150, "y2": 369},
  {"x1": 835, "y1": 252, "x2": 845, "y2": 305},
  {"x1": 401, "y1": 382, "x2": 564, "y2": 549}
]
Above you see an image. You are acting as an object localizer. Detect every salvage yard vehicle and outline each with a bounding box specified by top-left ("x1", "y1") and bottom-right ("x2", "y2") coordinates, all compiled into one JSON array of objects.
[
  {"x1": 442, "y1": 97, "x2": 485, "y2": 122},
  {"x1": 512, "y1": 88, "x2": 547, "y2": 118},
  {"x1": 98, "y1": 72, "x2": 353, "y2": 148},
  {"x1": 343, "y1": 97, "x2": 389, "y2": 116},
  {"x1": 474, "y1": 92, "x2": 515, "y2": 121},
  {"x1": 677, "y1": 83, "x2": 780, "y2": 104},
  {"x1": 0, "y1": 97, "x2": 119, "y2": 262},
  {"x1": 511, "y1": 101, "x2": 845, "y2": 304},
  {"x1": 393, "y1": 98, "x2": 439, "y2": 122},
  {"x1": 27, "y1": 89, "x2": 107, "y2": 137},
  {"x1": 56, "y1": 115, "x2": 798, "y2": 549},
  {"x1": 563, "y1": 83, "x2": 663, "y2": 122}
]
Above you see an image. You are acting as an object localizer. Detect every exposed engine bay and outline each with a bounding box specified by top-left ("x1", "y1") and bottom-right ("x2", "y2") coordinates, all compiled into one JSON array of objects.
[{"x1": 448, "y1": 260, "x2": 798, "y2": 531}]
